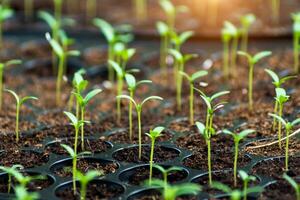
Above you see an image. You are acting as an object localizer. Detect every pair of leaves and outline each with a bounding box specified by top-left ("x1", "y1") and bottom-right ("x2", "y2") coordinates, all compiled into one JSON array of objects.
[
  {"x1": 180, "y1": 70, "x2": 208, "y2": 83},
  {"x1": 0, "y1": 59, "x2": 22, "y2": 70},
  {"x1": 222, "y1": 21, "x2": 238, "y2": 37},
  {"x1": 240, "y1": 14, "x2": 256, "y2": 28},
  {"x1": 238, "y1": 51, "x2": 272, "y2": 65},
  {"x1": 64, "y1": 111, "x2": 90, "y2": 129},
  {"x1": 238, "y1": 170, "x2": 256, "y2": 182},
  {"x1": 73, "y1": 69, "x2": 88, "y2": 92},
  {"x1": 156, "y1": 21, "x2": 170, "y2": 36},
  {"x1": 60, "y1": 144, "x2": 91, "y2": 158},
  {"x1": 168, "y1": 49, "x2": 198, "y2": 63},
  {"x1": 198, "y1": 90, "x2": 230, "y2": 112},
  {"x1": 171, "y1": 31, "x2": 194, "y2": 48},
  {"x1": 125, "y1": 74, "x2": 152, "y2": 92},
  {"x1": 223, "y1": 129, "x2": 255, "y2": 142},
  {"x1": 275, "y1": 88, "x2": 289, "y2": 104},
  {"x1": 5, "y1": 89, "x2": 38, "y2": 107},
  {"x1": 265, "y1": 69, "x2": 296, "y2": 88},
  {"x1": 268, "y1": 113, "x2": 300, "y2": 129},
  {"x1": 76, "y1": 170, "x2": 103, "y2": 185},
  {"x1": 73, "y1": 89, "x2": 102, "y2": 108},
  {"x1": 0, "y1": 5, "x2": 13, "y2": 21},
  {"x1": 14, "y1": 186, "x2": 39, "y2": 200},
  {"x1": 117, "y1": 95, "x2": 163, "y2": 111},
  {"x1": 145, "y1": 127, "x2": 164, "y2": 140}
]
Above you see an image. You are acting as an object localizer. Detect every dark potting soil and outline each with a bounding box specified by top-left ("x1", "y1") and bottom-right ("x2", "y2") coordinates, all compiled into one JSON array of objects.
[
  {"x1": 128, "y1": 189, "x2": 197, "y2": 200},
  {"x1": 0, "y1": 150, "x2": 49, "y2": 168},
  {"x1": 123, "y1": 165, "x2": 188, "y2": 186},
  {"x1": 113, "y1": 146, "x2": 180, "y2": 163},
  {"x1": 53, "y1": 158, "x2": 118, "y2": 178},
  {"x1": 56, "y1": 181, "x2": 124, "y2": 200},
  {"x1": 251, "y1": 156, "x2": 300, "y2": 179}
]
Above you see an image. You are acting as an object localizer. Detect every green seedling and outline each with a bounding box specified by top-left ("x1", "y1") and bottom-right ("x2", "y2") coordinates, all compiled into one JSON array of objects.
[
  {"x1": 145, "y1": 127, "x2": 165, "y2": 184},
  {"x1": 239, "y1": 170, "x2": 257, "y2": 200},
  {"x1": 133, "y1": 0, "x2": 147, "y2": 21},
  {"x1": 113, "y1": 43, "x2": 136, "y2": 70},
  {"x1": 268, "y1": 113, "x2": 300, "y2": 170},
  {"x1": 265, "y1": 69, "x2": 296, "y2": 131},
  {"x1": 14, "y1": 185, "x2": 39, "y2": 200},
  {"x1": 46, "y1": 32, "x2": 80, "y2": 106},
  {"x1": 240, "y1": 14, "x2": 256, "y2": 52},
  {"x1": 225, "y1": 21, "x2": 239, "y2": 75},
  {"x1": 180, "y1": 70, "x2": 208, "y2": 125},
  {"x1": 152, "y1": 164, "x2": 183, "y2": 188},
  {"x1": 272, "y1": 88, "x2": 290, "y2": 149},
  {"x1": 168, "y1": 49, "x2": 197, "y2": 111},
  {"x1": 238, "y1": 51, "x2": 272, "y2": 110},
  {"x1": 59, "y1": 30, "x2": 75, "y2": 75},
  {"x1": 76, "y1": 170, "x2": 103, "y2": 200},
  {"x1": 5, "y1": 89, "x2": 38, "y2": 142},
  {"x1": 156, "y1": 21, "x2": 171, "y2": 76},
  {"x1": 271, "y1": 0, "x2": 280, "y2": 24},
  {"x1": 93, "y1": 18, "x2": 133, "y2": 82},
  {"x1": 0, "y1": 5, "x2": 13, "y2": 49},
  {"x1": 53, "y1": 0, "x2": 62, "y2": 28},
  {"x1": 0, "y1": 165, "x2": 23, "y2": 193},
  {"x1": 212, "y1": 181, "x2": 263, "y2": 200},
  {"x1": 223, "y1": 129, "x2": 255, "y2": 187},
  {"x1": 125, "y1": 74, "x2": 152, "y2": 141},
  {"x1": 147, "y1": 179, "x2": 201, "y2": 200},
  {"x1": 283, "y1": 173, "x2": 300, "y2": 200},
  {"x1": 221, "y1": 23, "x2": 232, "y2": 78},
  {"x1": 159, "y1": 0, "x2": 188, "y2": 32},
  {"x1": 117, "y1": 95, "x2": 163, "y2": 160},
  {"x1": 0, "y1": 59, "x2": 21, "y2": 110},
  {"x1": 64, "y1": 111, "x2": 90, "y2": 154},
  {"x1": 291, "y1": 13, "x2": 300, "y2": 73},
  {"x1": 86, "y1": 0, "x2": 97, "y2": 20},
  {"x1": 171, "y1": 31, "x2": 194, "y2": 51},
  {"x1": 24, "y1": 0, "x2": 33, "y2": 21},
  {"x1": 61, "y1": 144, "x2": 91, "y2": 195},
  {"x1": 73, "y1": 89, "x2": 102, "y2": 150}
]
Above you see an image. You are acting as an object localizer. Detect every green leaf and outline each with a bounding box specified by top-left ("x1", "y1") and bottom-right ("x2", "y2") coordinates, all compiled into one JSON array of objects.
[
  {"x1": 183, "y1": 54, "x2": 198, "y2": 63},
  {"x1": 141, "y1": 96, "x2": 163, "y2": 106},
  {"x1": 93, "y1": 18, "x2": 114, "y2": 42},
  {"x1": 238, "y1": 129, "x2": 255, "y2": 139},
  {"x1": 159, "y1": 0, "x2": 175, "y2": 15},
  {"x1": 238, "y1": 170, "x2": 249, "y2": 181},
  {"x1": 60, "y1": 144, "x2": 75, "y2": 157},
  {"x1": 0, "y1": 6, "x2": 13, "y2": 21},
  {"x1": 125, "y1": 74, "x2": 136, "y2": 89},
  {"x1": 152, "y1": 164, "x2": 166, "y2": 174},
  {"x1": 15, "y1": 185, "x2": 39, "y2": 200},
  {"x1": 196, "y1": 121, "x2": 206, "y2": 135},
  {"x1": 84, "y1": 89, "x2": 102, "y2": 104},
  {"x1": 252, "y1": 51, "x2": 272, "y2": 64},
  {"x1": 211, "y1": 181, "x2": 232, "y2": 193},
  {"x1": 5, "y1": 89, "x2": 19, "y2": 104},
  {"x1": 168, "y1": 49, "x2": 183, "y2": 61},
  {"x1": 64, "y1": 111, "x2": 78, "y2": 126},
  {"x1": 241, "y1": 14, "x2": 256, "y2": 27},
  {"x1": 283, "y1": 173, "x2": 299, "y2": 191},
  {"x1": 191, "y1": 70, "x2": 208, "y2": 81},
  {"x1": 45, "y1": 33, "x2": 63, "y2": 57},
  {"x1": 153, "y1": 126, "x2": 165, "y2": 134},
  {"x1": 179, "y1": 71, "x2": 191, "y2": 81},
  {"x1": 265, "y1": 69, "x2": 279, "y2": 84},
  {"x1": 174, "y1": 183, "x2": 201, "y2": 197},
  {"x1": 178, "y1": 31, "x2": 194, "y2": 44},
  {"x1": 268, "y1": 113, "x2": 287, "y2": 126},
  {"x1": 136, "y1": 80, "x2": 152, "y2": 87},
  {"x1": 156, "y1": 21, "x2": 169, "y2": 36},
  {"x1": 223, "y1": 129, "x2": 234, "y2": 136},
  {"x1": 224, "y1": 21, "x2": 238, "y2": 36},
  {"x1": 200, "y1": 95, "x2": 212, "y2": 110},
  {"x1": 237, "y1": 51, "x2": 251, "y2": 61},
  {"x1": 117, "y1": 95, "x2": 137, "y2": 107},
  {"x1": 291, "y1": 118, "x2": 300, "y2": 126},
  {"x1": 246, "y1": 186, "x2": 264, "y2": 194},
  {"x1": 67, "y1": 50, "x2": 80, "y2": 57},
  {"x1": 6, "y1": 59, "x2": 22, "y2": 67},
  {"x1": 211, "y1": 91, "x2": 230, "y2": 101},
  {"x1": 108, "y1": 60, "x2": 123, "y2": 77},
  {"x1": 20, "y1": 96, "x2": 38, "y2": 106}
]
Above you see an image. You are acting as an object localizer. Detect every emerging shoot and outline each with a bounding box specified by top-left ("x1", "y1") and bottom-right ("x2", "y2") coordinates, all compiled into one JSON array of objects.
[
  {"x1": 283, "y1": 173, "x2": 300, "y2": 200},
  {"x1": 239, "y1": 170, "x2": 257, "y2": 200},
  {"x1": 152, "y1": 164, "x2": 183, "y2": 188},
  {"x1": 0, "y1": 164, "x2": 24, "y2": 193},
  {"x1": 76, "y1": 170, "x2": 103, "y2": 200},
  {"x1": 240, "y1": 14, "x2": 256, "y2": 52}
]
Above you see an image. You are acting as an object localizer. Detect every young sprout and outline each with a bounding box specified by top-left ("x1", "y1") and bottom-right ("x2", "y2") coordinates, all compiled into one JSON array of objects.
[
  {"x1": 268, "y1": 113, "x2": 300, "y2": 170},
  {"x1": 61, "y1": 144, "x2": 91, "y2": 195},
  {"x1": 73, "y1": 89, "x2": 102, "y2": 150},
  {"x1": 272, "y1": 88, "x2": 290, "y2": 149},
  {"x1": 221, "y1": 23, "x2": 232, "y2": 78},
  {"x1": 64, "y1": 111, "x2": 89, "y2": 154},
  {"x1": 125, "y1": 74, "x2": 152, "y2": 141},
  {"x1": 5, "y1": 89, "x2": 38, "y2": 142},
  {"x1": 0, "y1": 165, "x2": 23, "y2": 193},
  {"x1": 93, "y1": 18, "x2": 133, "y2": 82},
  {"x1": 76, "y1": 170, "x2": 103, "y2": 200},
  {"x1": 0, "y1": 59, "x2": 21, "y2": 110},
  {"x1": 0, "y1": 5, "x2": 13, "y2": 49},
  {"x1": 145, "y1": 127, "x2": 165, "y2": 184},
  {"x1": 46, "y1": 32, "x2": 80, "y2": 106},
  {"x1": 147, "y1": 179, "x2": 201, "y2": 200},
  {"x1": 180, "y1": 70, "x2": 208, "y2": 125},
  {"x1": 168, "y1": 49, "x2": 197, "y2": 111},
  {"x1": 212, "y1": 181, "x2": 263, "y2": 200},
  {"x1": 133, "y1": 0, "x2": 147, "y2": 21},
  {"x1": 152, "y1": 164, "x2": 183, "y2": 188},
  {"x1": 109, "y1": 60, "x2": 139, "y2": 124},
  {"x1": 86, "y1": 0, "x2": 97, "y2": 20},
  {"x1": 283, "y1": 173, "x2": 300, "y2": 200},
  {"x1": 171, "y1": 31, "x2": 194, "y2": 51},
  {"x1": 117, "y1": 95, "x2": 163, "y2": 160},
  {"x1": 239, "y1": 170, "x2": 257, "y2": 200},
  {"x1": 156, "y1": 21, "x2": 171, "y2": 76},
  {"x1": 159, "y1": 0, "x2": 188, "y2": 32},
  {"x1": 53, "y1": 0, "x2": 62, "y2": 28},
  {"x1": 291, "y1": 13, "x2": 300, "y2": 73},
  {"x1": 14, "y1": 185, "x2": 39, "y2": 200},
  {"x1": 265, "y1": 69, "x2": 296, "y2": 131},
  {"x1": 238, "y1": 51, "x2": 272, "y2": 110},
  {"x1": 59, "y1": 30, "x2": 75, "y2": 75},
  {"x1": 240, "y1": 14, "x2": 256, "y2": 52},
  {"x1": 113, "y1": 43, "x2": 136, "y2": 70},
  {"x1": 225, "y1": 21, "x2": 239, "y2": 75},
  {"x1": 271, "y1": 0, "x2": 281, "y2": 24},
  {"x1": 24, "y1": 0, "x2": 33, "y2": 21},
  {"x1": 223, "y1": 129, "x2": 255, "y2": 187}
]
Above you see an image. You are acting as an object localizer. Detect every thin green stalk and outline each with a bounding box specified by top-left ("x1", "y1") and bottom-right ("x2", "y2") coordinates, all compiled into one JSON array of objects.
[
  {"x1": 278, "y1": 104, "x2": 283, "y2": 149},
  {"x1": 72, "y1": 156, "x2": 77, "y2": 195},
  {"x1": 294, "y1": 34, "x2": 299, "y2": 73},
  {"x1": 160, "y1": 36, "x2": 168, "y2": 77},
  {"x1": 176, "y1": 62, "x2": 184, "y2": 111},
  {"x1": 233, "y1": 142, "x2": 238, "y2": 187},
  {"x1": 129, "y1": 90, "x2": 133, "y2": 141},
  {"x1": 243, "y1": 181, "x2": 248, "y2": 200},
  {"x1": 285, "y1": 128, "x2": 290, "y2": 171},
  {"x1": 0, "y1": 68, "x2": 3, "y2": 110},
  {"x1": 81, "y1": 107, "x2": 85, "y2": 151},
  {"x1": 137, "y1": 108, "x2": 142, "y2": 160},
  {"x1": 189, "y1": 83, "x2": 194, "y2": 125},
  {"x1": 231, "y1": 36, "x2": 239, "y2": 76},
  {"x1": 116, "y1": 76, "x2": 123, "y2": 124},
  {"x1": 56, "y1": 55, "x2": 65, "y2": 106},
  {"x1": 149, "y1": 138, "x2": 155, "y2": 184},
  {"x1": 74, "y1": 128, "x2": 79, "y2": 154},
  {"x1": 241, "y1": 30, "x2": 248, "y2": 52},
  {"x1": 24, "y1": 0, "x2": 33, "y2": 22},
  {"x1": 248, "y1": 62, "x2": 254, "y2": 110},
  {"x1": 7, "y1": 174, "x2": 11, "y2": 193},
  {"x1": 207, "y1": 139, "x2": 212, "y2": 186},
  {"x1": 272, "y1": 101, "x2": 278, "y2": 131},
  {"x1": 15, "y1": 104, "x2": 20, "y2": 143},
  {"x1": 108, "y1": 45, "x2": 114, "y2": 82},
  {"x1": 67, "y1": 91, "x2": 74, "y2": 112},
  {"x1": 223, "y1": 40, "x2": 230, "y2": 78},
  {"x1": 0, "y1": 20, "x2": 3, "y2": 50},
  {"x1": 163, "y1": 172, "x2": 167, "y2": 188},
  {"x1": 86, "y1": 0, "x2": 97, "y2": 21}
]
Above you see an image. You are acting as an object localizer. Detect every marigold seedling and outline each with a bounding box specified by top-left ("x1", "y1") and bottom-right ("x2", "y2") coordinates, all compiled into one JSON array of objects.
[
  {"x1": 265, "y1": 69, "x2": 296, "y2": 131},
  {"x1": 147, "y1": 179, "x2": 201, "y2": 200},
  {"x1": 0, "y1": 5, "x2": 13, "y2": 49},
  {"x1": 292, "y1": 12, "x2": 300, "y2": 73},
  {"x1": 73, "y1": 89, "x2": 102, "y2": 150},
  {"x1": 211, "y1": 181, "x2": 263, "y2": 200},
  {"x1": 238, "y1": 51, "x2": 272, "y2": 110},
  {"x1": 15, "y1": 185, "x2": 39, "y2": 200},
  {"x1": 180, "y1": 70, "x2": 208, "y2": 125},
  {"x1": 61, "y1": 144, "x2": 91, "y2": 195},
  {"x1": 46, "y1": 32, "x2": 80, "y2": 106},
  {"x1": 268, "y1": 113, "x2": 300, "y2": 170},
  {"x1": 0, "y1": 59, "x2": 21, "y2": 110},
  {"x1": 240, "y1": 14, "x2": 256, "y2": 52},
  {"x1": 117, "y1": 95, "x2": 163, "y2": 160},
  {"x1": 0, "y1": 164, "x2": 23, "y2": 193},
  {"x1": 171, "y1": 31, "x2": 194, "y2": 51},
  {"x1": 221, "y1": 23, "x2": 232, "y2": 78},
  {"x1": 283, "y1": 173, "x2": 300, "y2": 200},
  {"x1": 145, "y1": 127, "x2": 165, "y2": 184},
  {"x1": 5, "y1": 89, "x2": 38, "y2": 143},
  {"x1": 76, "y1": 170, "x2": 103, "y2": 200},
  {"x1": 225, "y1": 21, "x2": 239, "y2": 76},
  {"x1": 168, "y1": 49, "x2": 197, "y2": 111},
  {"x1": 156, "y1": 21, "x2": 171, "y2": 76},
  {"x1": 152, "y1": 164, "x2": 183, "y2": 188},
  {"x1": 238, "y1": 170, "x2": 257, "y2": 200},
  {"x1": 223, "y1": 129, "x2": 255, "y2": 187},
  {"x1": 125, "y1": 74, "x2": 152, "y2": 141}
]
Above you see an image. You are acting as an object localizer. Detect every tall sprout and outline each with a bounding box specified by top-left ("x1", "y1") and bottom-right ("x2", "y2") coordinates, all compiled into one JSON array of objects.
[
  {"x1": 0, "y1": 5, "x2": 13, "y2": 50},
  {"x1": 24, "y1": 0, "x2": 34, "y2": 21},
  {"x1": 221, "y1": 24, "x2": 232, "y2": 78},
  {"x1": 283, "y1": 173, "x2": 300, "y2": 200},
  {"x1": 239, "y1": 170, "x2": 258, "y2": 200},
  {"x1": 224, "y1": 21, "x2": 239, "y2": 76},
  {"x1": 240, "y1": 14, "x2": 256, "y2": 52},
  {"x1": 76, "y1": 170, "x2": 102, "y2": 200},
  {"x1": 271, "y1": 0, "x2": 280, "y2": 24},
  {"x1": 292, "y1": 13, "x2": 300, "y2": 73},
  {"x1": 133, "y1": 0, "x2": 147, "y2": 22},
  {"x1": 171, "y1": 31, "x2": 194, "y2": 51},
  {"x1": 0, "y1": 165, "x2": 24, "y2": 193}
]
